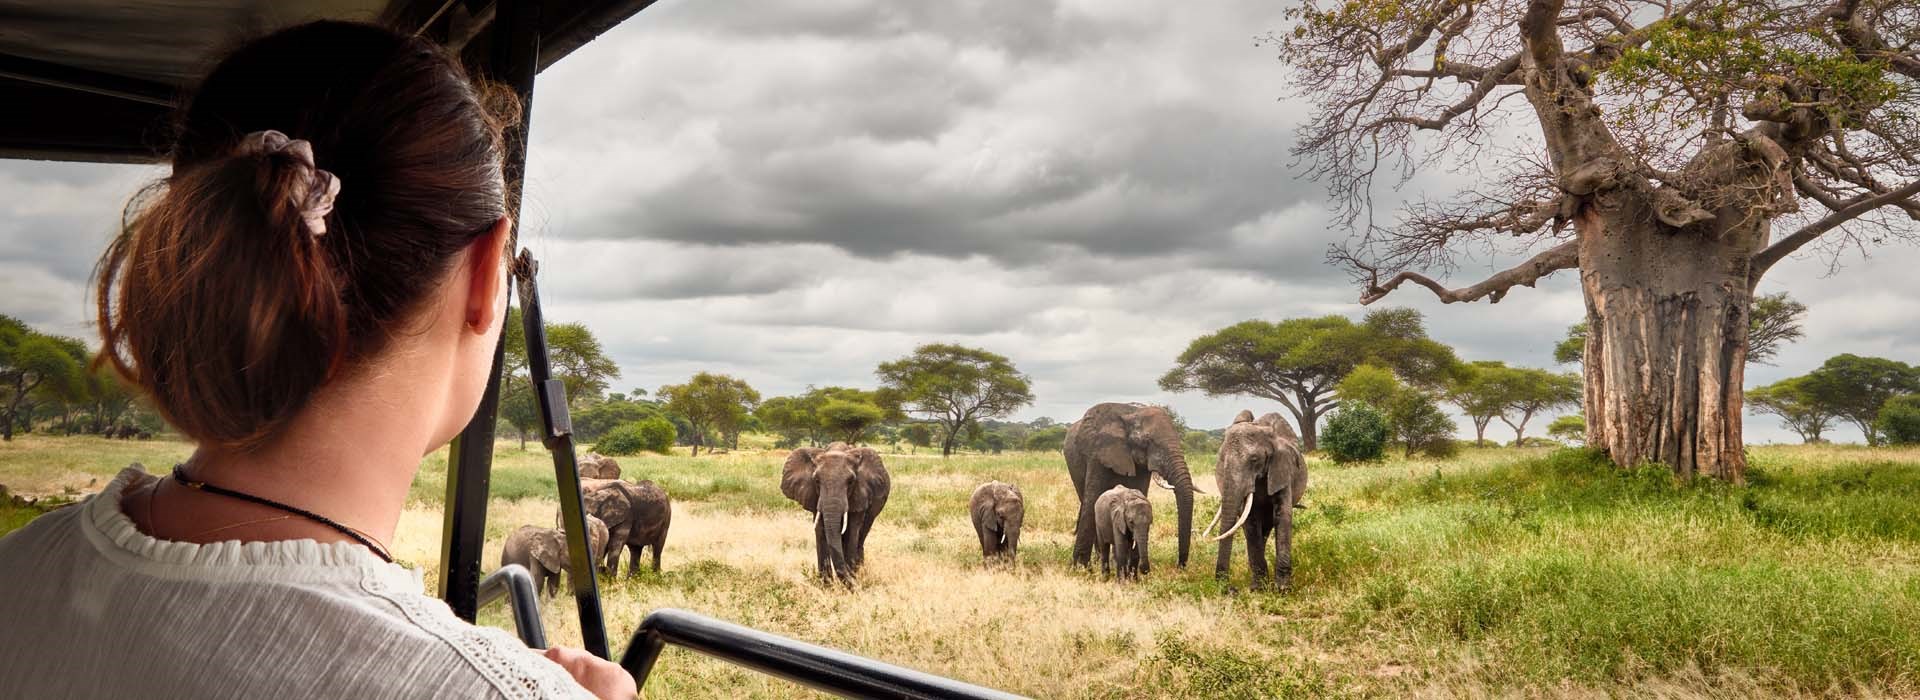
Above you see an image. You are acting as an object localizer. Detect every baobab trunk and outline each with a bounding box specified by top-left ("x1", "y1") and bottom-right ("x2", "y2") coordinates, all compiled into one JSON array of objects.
[{"x1": 1577, "y1": 205, "x2": 1753, "y2": 481}]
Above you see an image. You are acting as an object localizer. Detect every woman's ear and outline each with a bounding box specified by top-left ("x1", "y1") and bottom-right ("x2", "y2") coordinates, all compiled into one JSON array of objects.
[{"x1": 464, "y1": 217, "x2": 513, "y2": 333}]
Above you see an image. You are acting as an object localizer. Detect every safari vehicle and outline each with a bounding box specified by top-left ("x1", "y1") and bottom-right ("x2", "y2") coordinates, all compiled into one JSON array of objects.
[{"x1": 2, "y1": 1, "x2": 1017, "y2": 697}]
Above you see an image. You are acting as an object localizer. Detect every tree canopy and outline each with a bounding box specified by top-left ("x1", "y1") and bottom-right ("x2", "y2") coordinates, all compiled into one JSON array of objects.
[
  {"x1": 1800, "y1": 354, "x2": 1920, "y2": 445},
  {"x1": 504, "y1": 307, "x2": 621, "y2": 406},
  {"x1": 755, "y1": 386, "x2": 901, "y2": 447},
  {"x1": 1160, "y1": 309, "x2": 1459, "y2": 451},
  {"x1": 2, "y1": 315, "x2": 86, "y2": 441},
  {"x1": 876, "y1": 344, "x2": 1034, "y2": 457},
  {"x1": 1747, "y1": 376, "x2": 1837, "y2": 443},
  {"x1": 657, "y1": 372, "x2": 761, "y2": 456}
]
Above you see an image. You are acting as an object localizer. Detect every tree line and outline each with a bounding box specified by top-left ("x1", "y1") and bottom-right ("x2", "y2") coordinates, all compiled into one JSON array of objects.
[{"x1": 0, "y1": 315, "x2": 162, "y2": 441}]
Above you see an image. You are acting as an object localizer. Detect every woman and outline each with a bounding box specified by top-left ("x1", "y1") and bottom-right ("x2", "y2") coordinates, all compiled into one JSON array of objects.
[{"x1": 0, "y1": 21, "x2": 634, "y2": 699}]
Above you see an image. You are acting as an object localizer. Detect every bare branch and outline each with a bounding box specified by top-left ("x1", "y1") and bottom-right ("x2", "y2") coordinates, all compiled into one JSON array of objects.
[
  {"x1": 1347, "y1": 240, "x2": 1581, "y2": 305},
  {"x1": 1754, "y1": 177, "x2": 1920, "y2": 277}
]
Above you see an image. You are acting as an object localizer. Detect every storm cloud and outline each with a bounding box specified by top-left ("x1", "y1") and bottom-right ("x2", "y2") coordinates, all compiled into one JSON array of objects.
[{"x1": 3, "y1": 0, "x2": 1916, "y2": 443}]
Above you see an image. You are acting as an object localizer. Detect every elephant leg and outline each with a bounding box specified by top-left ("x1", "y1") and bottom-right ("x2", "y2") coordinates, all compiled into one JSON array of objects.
[
  {"x1": 1274, "y1": 489, "x2": 1295, "y2": 589},
  {"x1": 1099, "y1": 541, "x2": 1111, "y2": 577},
  {"x1": 1215, "y1": 535, "x2": 1235, "y2": 582},
  {"x1": 651, "y1": 537, "x2": 665, "y2": 572},
  {"x1": 1245, "y1": 518, "x2": 1269, "y2": 591},
  {"x1": 1073, "y1": 488, "x2": 1100, "y2": 568},
  {"x1": 977, "y1": 525, "x2": 999, "y2": 561}
]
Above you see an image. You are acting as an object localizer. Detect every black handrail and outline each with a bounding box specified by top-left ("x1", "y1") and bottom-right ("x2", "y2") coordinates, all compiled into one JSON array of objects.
[
  {"x1": 619, "y1": 608, "x2": 1029, "y2": 700},
  {"x1": 477, "y1": 565, "x2": 548, "y2": 649}
]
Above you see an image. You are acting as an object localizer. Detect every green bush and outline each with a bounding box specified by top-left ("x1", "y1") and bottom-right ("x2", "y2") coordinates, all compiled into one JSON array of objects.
[
  {"x1": 599, "y1": 416, "x2": 676, "y2": 455},
  {"x1": 1877, "y1": 395, "x2": 1920, "y2": 445},
  {"x1": 1422, "y1": 437, "x2": 1464, "y2": 459},
  {"x1": 1546, "y1": 414, "x2": 1585, "y2": 445},
  {"x1": 1322, "y1": 404, "x2": 1389, "y2": 463}
]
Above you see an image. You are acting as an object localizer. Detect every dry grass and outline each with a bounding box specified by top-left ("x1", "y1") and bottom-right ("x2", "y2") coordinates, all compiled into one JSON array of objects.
[{"x1": 5, "y1": 436, "x2": 1920, "y2": 698}]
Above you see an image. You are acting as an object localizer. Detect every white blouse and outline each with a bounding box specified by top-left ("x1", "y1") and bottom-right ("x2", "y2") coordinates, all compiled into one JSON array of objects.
[{"x1": 0, "y1": 467, "x2": 596, "y2": 699}]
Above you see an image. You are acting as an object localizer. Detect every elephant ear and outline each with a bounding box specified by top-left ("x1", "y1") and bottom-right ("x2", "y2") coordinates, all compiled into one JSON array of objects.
[
  {"x1": 846, "y1": 447, "x2": 884, "y2": 512},
  {"x1": 534, "y1": 529, "x2": 569, "y2": 573},
  {"x1": 1088, "y1": 414, "x2": 1136, "y2": 476},
  {"x1": 781, "y1": 447, "x2": 823, "y2": 511},
  {"x1": 1265, "y1": 440, "x2": 1304, "y2": 497}
]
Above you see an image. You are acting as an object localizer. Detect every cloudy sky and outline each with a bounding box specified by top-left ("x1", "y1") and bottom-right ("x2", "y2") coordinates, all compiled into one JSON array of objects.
[{"x1": 4, "y1": 0, "x2": 1917, "y2": 444}]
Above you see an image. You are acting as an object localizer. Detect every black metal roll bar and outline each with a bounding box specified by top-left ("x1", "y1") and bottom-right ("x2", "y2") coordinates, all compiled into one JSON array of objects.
[
  {"x1": 620, "y1": 609, "x2": 1028, "y2": 700},
  {"x1": 477, "y1": 564, "x2": 548, "y2": 649}
]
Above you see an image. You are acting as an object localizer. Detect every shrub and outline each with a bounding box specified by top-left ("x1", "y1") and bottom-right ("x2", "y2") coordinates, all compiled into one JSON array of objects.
[
  {"x1": 1322, "y1": 404, "x2": 1389, "y2": 463},
  {"x1": 1546, "y1": 414, "x2": 1585, "y2": 445},
  {"x1": 1878, "y1": 395, "x2": 1920, "y2": 445},
  {"x1": 599, "y1": 416, "x2": 676, "y2": 455},
  {"x1": 1386, "y1": 390, "x2": 1455, "y2": 458},
  {"x1": 1422, "y1": 437, "x2": 1464, "y2": 459}
]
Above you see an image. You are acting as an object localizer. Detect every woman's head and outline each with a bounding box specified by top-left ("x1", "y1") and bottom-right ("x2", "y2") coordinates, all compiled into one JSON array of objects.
[{"x1": 96, "y1": 21, "x2": 519, "y2": 451}]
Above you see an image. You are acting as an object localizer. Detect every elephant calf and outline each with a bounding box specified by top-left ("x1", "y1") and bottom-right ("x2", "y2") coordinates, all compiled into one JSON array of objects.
[
  {"x1": 1094, "y1": 485, "x2": 1152, "y2": 580},
  {"x1": 968, "y1": 481, "x2": 1024, "y2": 563},
  {"x1": 500, "y1": 515, "x2": 609, "y2": 598}
]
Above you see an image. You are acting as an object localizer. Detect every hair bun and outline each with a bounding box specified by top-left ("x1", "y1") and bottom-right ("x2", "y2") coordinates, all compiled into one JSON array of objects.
[{"x1": 236, "y1": 130, "x2": 341, "y2": 236}]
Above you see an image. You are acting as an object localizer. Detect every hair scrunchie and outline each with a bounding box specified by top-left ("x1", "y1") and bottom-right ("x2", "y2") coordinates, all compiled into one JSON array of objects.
[{"x1": 237, "y1": 130, "x2": 341, "y2": 236}]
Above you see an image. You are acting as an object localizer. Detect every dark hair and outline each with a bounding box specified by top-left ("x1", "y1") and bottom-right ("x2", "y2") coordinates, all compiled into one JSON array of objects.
[{"x1": 96, "y1": 21, "x2": 519, "y2": 451}]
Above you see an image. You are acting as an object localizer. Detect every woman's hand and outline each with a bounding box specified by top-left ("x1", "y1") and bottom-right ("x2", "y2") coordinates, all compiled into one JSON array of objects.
[{"x1": 543, "y1": 646, "x2": 638, "y2": 699}]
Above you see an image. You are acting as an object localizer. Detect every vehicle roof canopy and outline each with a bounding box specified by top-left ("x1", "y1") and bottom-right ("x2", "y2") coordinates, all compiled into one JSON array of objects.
[{"x1": 2, "y1": 0, "x2": 656, "y2": 162}]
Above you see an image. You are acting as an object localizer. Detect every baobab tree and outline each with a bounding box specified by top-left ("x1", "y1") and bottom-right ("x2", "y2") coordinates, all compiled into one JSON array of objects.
[{"x1": 1277, "y1": 0, "x2": 1920, "y2": 479}]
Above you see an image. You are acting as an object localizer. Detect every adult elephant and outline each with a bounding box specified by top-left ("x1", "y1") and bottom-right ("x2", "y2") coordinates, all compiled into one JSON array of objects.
[
  {"x1": 1206, "y1": 411, "x2": 1308, "y2": 590},
  {"x1": 782, "y1": 443, "x2": 891, "y2": 584},
  {"x1": 578, "y1": 478, "x2": 672, "y2": 576},
  {"x1": 1065, "y1": 403, "x2": 1197, "y2": 570}
]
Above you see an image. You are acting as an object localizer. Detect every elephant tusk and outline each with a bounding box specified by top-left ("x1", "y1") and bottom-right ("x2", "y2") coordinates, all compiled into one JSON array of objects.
[
  {"x1": 1211, "y1": 493, "x2": 1254, "y2": 542},
  {"x1": 999, "y1": 530, "x2": 1007, "y2": 545},
  {"x1": 814, "y1": 511, "x2": 820, "y2": 527},
  {"x1": 1200, "y1": 501, "x2": 1224, "y2": 536},
  {"x1": 1153, "y1": 473, "x2": 1175, "y2": 491},
  {"x1": 841, "y1": 515, "x2": 849, "y2": 536}
]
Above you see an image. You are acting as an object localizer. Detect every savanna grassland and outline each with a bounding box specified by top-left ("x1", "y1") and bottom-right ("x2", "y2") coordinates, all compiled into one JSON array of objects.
[{"x1": 4, "y1": 435, "x2": 1919, "y2": 698}]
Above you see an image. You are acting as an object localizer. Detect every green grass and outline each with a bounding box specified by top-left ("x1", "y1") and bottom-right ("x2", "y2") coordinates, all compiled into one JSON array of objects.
[{"x1": 4, "y1": 435, "x2": 1920, "y2": 697}]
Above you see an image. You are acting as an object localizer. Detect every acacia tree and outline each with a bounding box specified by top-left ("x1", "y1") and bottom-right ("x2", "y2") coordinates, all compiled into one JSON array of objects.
[
  {"x1": 876, "y1": 344, "x2": 1034, "y2": 457},
  {"x1": 1801, "y1": 353, "x2": 1920, "y2": 444},
  {"x1": 1161, "y1": 309, "x2": 1458, "y2": 450},
  {"x1": 1446, "y1": 361, "x2": 1517, "y2": 446},
  {"x1": 658, "y1": 372, "x2": 761, "y2": 456},
  {"x1": 1746, "y1": 376, "x2": 1835, "y2": 443},
  {"x1": 1491, "y1": 368, "x2": 1584, "y2": 444},
  {"x1": 1279, "y1": 0, "x2": 1920, "y2": 479}
]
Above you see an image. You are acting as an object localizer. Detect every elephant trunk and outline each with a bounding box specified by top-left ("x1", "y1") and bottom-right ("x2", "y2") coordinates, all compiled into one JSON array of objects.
[
  {"x1": 1153, "y1": 444, "x2": 1194, "y2": 568},
  {"x1": 820, "y1": 510, "x2": 852, "y2": 583},
  {"x1": 1131, "y1": 522, "x2": 1150, "y2": 576}
]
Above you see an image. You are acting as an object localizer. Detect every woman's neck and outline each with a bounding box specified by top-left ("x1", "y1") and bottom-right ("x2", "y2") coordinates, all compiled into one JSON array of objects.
[{"x1": 181, "y1": 360, "x2": 454, "y2": 547}]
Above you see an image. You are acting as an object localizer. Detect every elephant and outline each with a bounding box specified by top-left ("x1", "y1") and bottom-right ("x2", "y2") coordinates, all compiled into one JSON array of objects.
[
  {"x1": 578, "y1": 478, "x2": 672, "y2": 576},
  {"x1": 968, "y1": 481, "x2": 1025, "y2": 563},
  {"x1": 1204, "y1": 410, "x2": 1309, "y2": 590},
  {"x1": 1064, "y1": 403, "x2": 1198, "y2": 571},
  {"x1": 576, "y1": 452, "x2": 622, "y2": 480},
  {"x1": 1093, "y1": 485, "x2": 1152, "y2": 580},
  {"x1": 782, "y1": 442, "x2": 891, "y2": 584},
  {"x1": 500, "y1": 516, "x2": 608, "y2": 598}
]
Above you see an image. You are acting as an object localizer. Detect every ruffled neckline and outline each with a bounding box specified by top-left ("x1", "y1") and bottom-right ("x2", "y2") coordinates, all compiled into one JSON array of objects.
[{"x1": 82, "y1": 465, "x2": 419, "y2": 588}]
